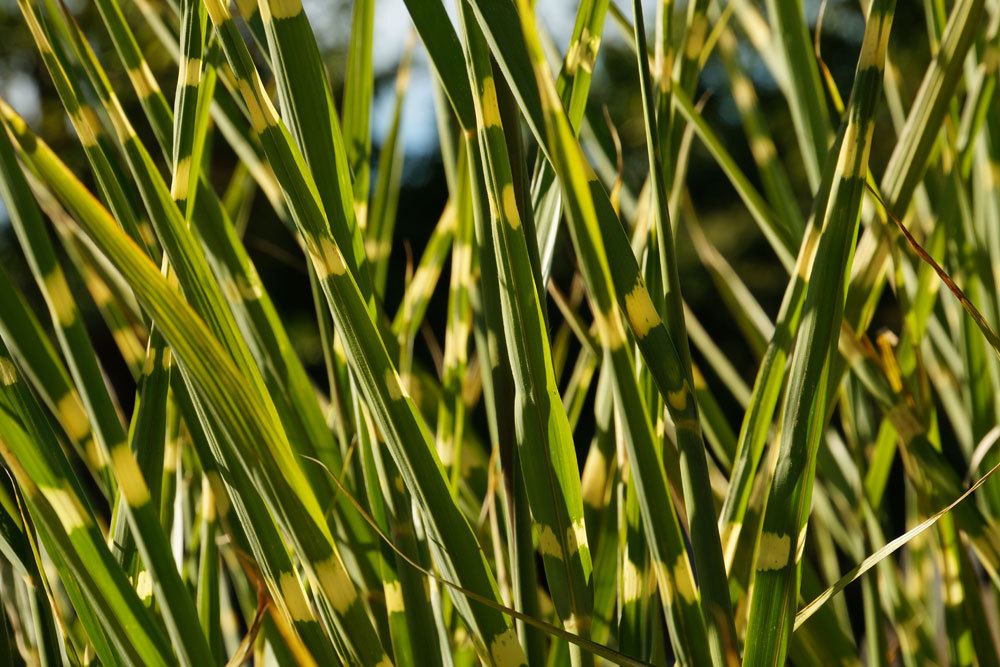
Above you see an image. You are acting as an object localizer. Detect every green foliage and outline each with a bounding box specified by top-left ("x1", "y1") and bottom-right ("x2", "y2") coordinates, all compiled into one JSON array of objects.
[{"x1": 1, "y1": 0, "x2": 999, "y2": 664}]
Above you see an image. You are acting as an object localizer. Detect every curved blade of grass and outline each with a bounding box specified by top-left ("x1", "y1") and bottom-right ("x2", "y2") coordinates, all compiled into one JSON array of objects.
[
  {"x1": 41, "y1": 0, "x2": 328, "y2": 519},
  {"x1": 103, "y1": 5, "x2": 395, "y2": 592},
  {"x1": 53, "y1": 0, "x2": 387, "y2": 602},
  {"x1": 42, "y1": 183, "x2": 149, "y2": 376},
  {"x1": 12, "y1": 3, "x2": 142, "y2": 481},
  {"x1": 5, "y1": 106, "x2": 347, "y2": 665},
  {"x1": 796, "y1": 454, "x2": 1000, "y2": 629},
  {"x1": 86, "y1": 10, "x2": 373, "y2": 563}
]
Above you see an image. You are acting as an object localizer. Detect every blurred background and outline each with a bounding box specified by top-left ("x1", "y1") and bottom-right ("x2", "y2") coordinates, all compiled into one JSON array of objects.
[{"x1": 0, "y1": 0, "x2": 929, "y2": 489}]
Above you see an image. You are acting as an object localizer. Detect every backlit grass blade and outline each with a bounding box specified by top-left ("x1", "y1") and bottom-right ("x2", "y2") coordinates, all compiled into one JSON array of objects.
[
  {"x1": 683, "y1": 305, "x2": 751, "y2": 409},
  {"x1": 254, "y1": 0, "x2": 373, "y2": 304},
  {"x1": 110, "y1": 327, "x2": 172, "y2": 588},
  {"x1": 628, "y1": 1, "x2": 737, "y2": 656},
  {"x1": 391, "y1": 204, "x2": 455, "y2": 342},
  {"x1": 342, "y1": 0, "x2": 374, "y2": 228},
  {"x1": 743, "y1": 4, "x2": 895, "y2": 663},
  {"x1": 41, "y1": 0, "x2": 318, "y2": 496},
  {"x1": 0, "y1": 103, "x2": 215, "y2": 665},
  {"x1": 618, "y1": 471, "x2": 659, "y2": 662},
  {"x1": 513, "y1": 1, "x2": 736, "y2": 663},
  {"x1": 87, "y1": 0, "x2": 173, "y2": 156},
  {"x1": 368, "y1": 43, "x2": 413, "y2": 296},
  {"x1": 203, "y1": 0, "x2": 521, "y2": 658},
  {"x1": 462, "y1": 0, "x2": 546, "y2": 152},
  {"x1": 528, "y1": 0, "x2": 611, "y2": 280},
  {"x1": 456, "y1": 5, "x2": 735, "y2": 515},
  {"x1": 77, "y1": 13, "x2": 370, "y2": 559},
  {"x1": 8, "y1": 7, "x2": 144, "y2": 483},
  {"x1": 169, "y1": 377, "x2": 343, "y2": 664},
  {"x1": 35, "y1": 179, "x2": 149, "y2": 375},
  {"x1": 0, "y1": 265, "x2": 108, "y2": 491},
  {"x1": 764, "y1": 0, "x2": 832, "y2": 189},
  {"x1": 39, "y1": 11, "x2": 174, "y2": 531},
  {"x1": 356, "y1": 417, "x2": 443, "y2": 666},
  {"x1": 169, "y1": 0, "x2": 206, "y2": 210},
  {"x1": 458, "y1": 4, "x2": 592, "y2": 658},
  {"x1": 0, "y1": 504, "x2": 65, "y2": 666},
  {"x1": 51, "y1": 0, "x2": 384, "y2": 599},
  {"x1": 438, "y1": 155, "x2": 475, "y2": 490},
  {"x1": 209, "y1": 13, "x2": 432, "y2": 582},
  {"x1": 0, "y1": 340, "x2": 174, "y2": 666},
  {"x1": 1, "y1": 102, "x2": 386, "y2": 663}
]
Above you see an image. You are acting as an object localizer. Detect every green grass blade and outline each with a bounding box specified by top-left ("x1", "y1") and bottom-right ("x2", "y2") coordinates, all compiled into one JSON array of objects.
[
  {"x1": 254, "y1": 0, "x2": 373, "y2": 303},
  {"x1": 342, "y1": 0, "x2": 375, "y2": 228},
  {"x1": 628, "y1": 3, "x2": 737, "y2": 657},
  {"x1": 0, "y1": 341, "x2": 174, "y2": 666},
  {"x1": 0, "y1": 265, "x2": 109, "y2": 491},
  {"x1": 203, "y1": 0, "x2": 522, "y2": 658},
  {"x1": 764, "y1": 0, "x2": 832, "y2": 188},
  {"x1": 743, "y1": 4, "x2": 896, "y2": 663},
  {"x1": 0, "y1": 102, "x2": 214, "y2": 665},
  {"x1": 459, "y1": 4, "x2": 592, "y2": 657}
]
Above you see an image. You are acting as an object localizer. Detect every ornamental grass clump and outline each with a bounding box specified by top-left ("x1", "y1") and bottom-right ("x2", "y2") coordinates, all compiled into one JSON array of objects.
[{"x1": 0, "y1": 0, "x2": 999, "y2": 663}]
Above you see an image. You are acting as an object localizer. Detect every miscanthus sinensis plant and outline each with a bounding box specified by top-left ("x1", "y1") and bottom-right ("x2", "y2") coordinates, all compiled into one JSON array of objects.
[{"x1": 0, "y1": 0, "x2": 999, "y2": 663}]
